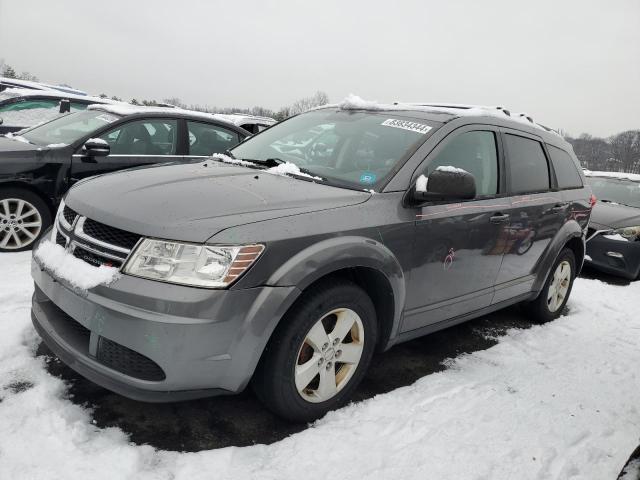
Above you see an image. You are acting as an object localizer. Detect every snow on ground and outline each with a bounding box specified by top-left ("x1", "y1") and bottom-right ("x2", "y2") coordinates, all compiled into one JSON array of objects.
[{"x1": 1, "y1": 252, "x2": 639, "y2": 480}]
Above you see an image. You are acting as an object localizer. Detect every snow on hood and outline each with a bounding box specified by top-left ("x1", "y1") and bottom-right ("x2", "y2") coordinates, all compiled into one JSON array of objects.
[{"x1": 34, "y1": 240, "x2": 120, "y2": 290}]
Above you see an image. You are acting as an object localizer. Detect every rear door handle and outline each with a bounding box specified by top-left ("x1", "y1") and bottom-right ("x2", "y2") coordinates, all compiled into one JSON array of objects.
[{"x1": 490, "y1": 213, "x2": 510, "y2": 224}]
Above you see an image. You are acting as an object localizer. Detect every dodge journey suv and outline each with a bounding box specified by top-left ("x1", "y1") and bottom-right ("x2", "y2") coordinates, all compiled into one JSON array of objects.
[{"x1": 31, "y1": 99, "x2": 592, "y2": 421}]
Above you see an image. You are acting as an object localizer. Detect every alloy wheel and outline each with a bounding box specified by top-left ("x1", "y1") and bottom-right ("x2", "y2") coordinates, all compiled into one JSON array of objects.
[
  {"x1": 294, "y1": 308, "x2": 365, "y2": 403},
  {"x1": 547, "y1": 260, "x2": 571, "y2": 313},
  {"x1": 0, "y1": 198, "x2": 43, "y2": 250}
]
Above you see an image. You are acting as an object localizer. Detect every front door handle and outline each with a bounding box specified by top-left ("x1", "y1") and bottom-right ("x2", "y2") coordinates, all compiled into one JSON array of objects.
[{"x1": 490, "y1": 213, "x2": 510, "y2": 224}]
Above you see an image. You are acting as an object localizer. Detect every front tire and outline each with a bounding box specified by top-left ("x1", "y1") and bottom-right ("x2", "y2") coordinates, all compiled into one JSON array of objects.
[
  {"x1": 524, "y1": 248, "x2": 576, "y2": 323},
  {"x1": 0, "y1": 188, "x2": 52, "y2": 252},
  {"x1": 253, "y1": 280, "x2": 377, "y2": 422}
]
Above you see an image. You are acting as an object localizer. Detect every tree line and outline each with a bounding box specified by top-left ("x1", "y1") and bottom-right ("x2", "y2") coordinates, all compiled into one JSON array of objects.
[
  {"x1": 2, "y1": 62, "x2": 638, "y2": 171},
  {"x1": 566, "y1": 131, "x2": 640, "y2": 173}
]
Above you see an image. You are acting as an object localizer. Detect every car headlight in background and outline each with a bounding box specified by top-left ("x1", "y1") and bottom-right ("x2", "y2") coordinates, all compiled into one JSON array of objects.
[
  {"x1": 123, "y1": 239, "x2": 264, "y2": 288},
  {"x1": 612, "y1": 226, "x2": 640, "y2": 241}
]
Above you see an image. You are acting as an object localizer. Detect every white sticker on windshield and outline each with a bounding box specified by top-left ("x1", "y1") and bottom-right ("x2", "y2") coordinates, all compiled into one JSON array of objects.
[
  {"x1": 96, "y1": 113, "x2": 118, "y2": 123},
  {"x1": 381, "y1": 118, "x2": 432, "y2": 134}
]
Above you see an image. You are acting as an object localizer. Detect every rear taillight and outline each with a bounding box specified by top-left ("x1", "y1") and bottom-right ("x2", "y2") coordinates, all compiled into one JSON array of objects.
[{"x1": 589, "y1": 194, "x2": 597, "y2": 208}]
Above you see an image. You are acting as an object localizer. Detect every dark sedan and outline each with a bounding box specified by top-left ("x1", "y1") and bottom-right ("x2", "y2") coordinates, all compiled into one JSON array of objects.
[
  {"x1": 585, "y1": 173, "x2": 640, "y2": 279},
  {"x1": 0, "y1": 104, "x2": 249, "y2": 251}
]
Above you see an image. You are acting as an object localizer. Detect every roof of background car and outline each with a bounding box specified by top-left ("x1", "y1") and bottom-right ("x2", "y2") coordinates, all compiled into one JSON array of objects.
[
  {"x1": 584, "y1": 170, "x2": 640, "y2": 182},
  {"x1": 0, "y1": 87, "x2": 114, "y2": 104},
  {"x1": 86, "y1": 103, "x2": 244, "y2": 130},
  {"x1": 0, "y1": 76, "x2": 87, "y2": 96},
  {"x1": 213, "y1": 113, "x2": 277, "y2": 126}
]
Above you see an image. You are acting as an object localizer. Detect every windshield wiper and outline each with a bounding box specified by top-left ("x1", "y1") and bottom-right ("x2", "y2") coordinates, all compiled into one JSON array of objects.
[{"x1": 238, "y1": 157, "x2": 322, "y2": 180}]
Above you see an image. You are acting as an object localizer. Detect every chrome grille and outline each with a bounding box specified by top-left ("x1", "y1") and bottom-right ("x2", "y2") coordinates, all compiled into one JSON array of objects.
[{"x1": 55, "y1": 211, "x2": 140, "y2": 269}]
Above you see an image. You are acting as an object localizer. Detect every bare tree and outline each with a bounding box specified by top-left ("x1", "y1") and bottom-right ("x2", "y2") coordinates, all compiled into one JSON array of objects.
[
  {"x1": 609, "y1": 130, "x2": 640, "y2": 173},
  {"x1": 288, "y1": 91, "x2": 330, "y2": 115}
]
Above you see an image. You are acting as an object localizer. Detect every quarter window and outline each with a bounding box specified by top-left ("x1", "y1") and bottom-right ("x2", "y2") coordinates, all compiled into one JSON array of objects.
[
  {"x1": 425, "y1": 131, "x2": 499, "y2": 196},
  {"x1": 188, "y1": 122, "x2": 241, "y2": 156},
  {"x1": 547, "y1": 145, "x2": 583, "y2": 189},
  {"x1": 100, "y1": 119, "x2": 178, "y2": 155},
  {"x1": 505, "y1": 134, "x2": 550, "y2": 194}
]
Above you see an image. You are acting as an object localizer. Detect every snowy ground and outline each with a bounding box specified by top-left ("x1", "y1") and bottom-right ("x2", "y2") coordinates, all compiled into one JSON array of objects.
[{"x1": 1, "y1": 251, "x2": 639, "y2": 480}]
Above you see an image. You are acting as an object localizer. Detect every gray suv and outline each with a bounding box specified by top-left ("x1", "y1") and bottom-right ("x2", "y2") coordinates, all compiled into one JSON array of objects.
[{"x1": 31, "y1": 102, "x2": 592, "y2": 421}]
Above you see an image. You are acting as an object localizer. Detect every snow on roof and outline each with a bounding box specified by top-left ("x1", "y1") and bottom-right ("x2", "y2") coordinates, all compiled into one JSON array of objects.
[
  {"x1": 1, "y1": 76, "x2": 87, "y2": 95},
  {"x1": 87, "y1": 104, "x2": 238, "y2": 127},
  {"x1": 0, "y1": 87, "x2": 111, "y2": 104},
  {"x1": 320, "y1": 94, "x2": 559, "y2": 135},
  {"x1": 213, "y1": 113, "x2": 276, "y2": 126},
  {"x1": 584, "y1": 170, "x2": 640, "y2": 182}
]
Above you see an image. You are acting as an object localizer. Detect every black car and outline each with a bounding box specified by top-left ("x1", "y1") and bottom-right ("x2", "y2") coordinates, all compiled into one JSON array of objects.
[
  {"x1": 0, "y1": 104, "x2": 249, "y2": 251},
  {"x1": 31, "y1": 102, "x2": 592, "y2": 421},
  {"x1": 0, "y1": 88, "x2": 111, "y2": 134},
  {"x1": 584, "y1": 173, "x2": 640, "y2": 279}
]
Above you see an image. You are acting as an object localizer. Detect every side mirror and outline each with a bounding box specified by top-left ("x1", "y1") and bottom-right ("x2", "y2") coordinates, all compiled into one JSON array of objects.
[
  {"x1": 59, "y1": 99, "x2": 71, "y2": 114},
  {"x1": 82, "y1": 138, "x2": 110, "y2": 157},
  {"x1": 412, "y1": 167, "x2": 476, "y2": 203}
]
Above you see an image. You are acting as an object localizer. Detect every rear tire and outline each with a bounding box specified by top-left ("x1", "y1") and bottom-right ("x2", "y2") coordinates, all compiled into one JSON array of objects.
[
  {"x1": 0, "y1": 188, "x2": 52, "y2": 252},
  {"x1": 253, "y1": 280, "x2": 377, "y2": 422},
  {"x1": 523, "y1": 248, "x2": 576, "y2": 323}
]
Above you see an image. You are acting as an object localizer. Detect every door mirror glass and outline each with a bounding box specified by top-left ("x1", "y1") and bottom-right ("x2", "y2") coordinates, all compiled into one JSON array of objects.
[
  {"x1": 412, "y1": 167, "x2": 476, "y2": 202},
  {"x1": 82, "y1": 138, "x2": 110, "y2": 157}
]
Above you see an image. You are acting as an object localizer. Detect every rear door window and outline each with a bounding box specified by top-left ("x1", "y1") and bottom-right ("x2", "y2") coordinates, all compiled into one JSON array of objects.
[
  {"x1": 188, "y1": 121, "x2": 241, "y2": 155},
  {"x1": 547, "y1": 145, "x2": 583, "y2": 189},
  {"x1": 504, "y1": 134, "x2": 550, "y2": 194}
]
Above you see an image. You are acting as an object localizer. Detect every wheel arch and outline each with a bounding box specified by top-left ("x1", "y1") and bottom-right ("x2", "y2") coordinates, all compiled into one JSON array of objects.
[
  {"x1": 266, "y1": 236, "x2": 406, "y2": 350},
  {"x1": 532, "y1": 220, "x2": 585, "y2": 293},
  {"x1": 0, "y1": 180, "x2": 56, "y2": 216}
]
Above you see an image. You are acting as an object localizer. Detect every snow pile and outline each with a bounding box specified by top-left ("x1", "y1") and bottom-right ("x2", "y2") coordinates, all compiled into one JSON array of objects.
[
  {"x1": 0, "y1": 107, "x2": 61, "y2": 127},
  {"x1": 46, "y1": 143, "x2": 68, "y2": 148},
  {"x1": 436, "y1": 165, "x2": 469, "y2": 174},
  {"x1": 415, "y1": 174, "x2": 428, "y2": 192},
  {"x1": 584, "y1": 170, "x2": 640, "y2": 182},
  {"x1": 4, "y1": 132, "x2": 31, "y2": 143},
  {"x1": 266, "y1": 162, "x2": 322, "y2": 180},
  {"x1": 338, "y1": 93, "x2": 391, "y2": 111},
  {"x1": 602, "y1": 233, "x2": 628, "y2": 242},
  {"x1": 1, "y1": 251, "x2": 640, "y2": 479},
  {"x1": 86, "y1": 137, "x2": 109, "y2": 146},
  {"x1": 33, "y1": 240, "x2": 120, "y2": 290}
]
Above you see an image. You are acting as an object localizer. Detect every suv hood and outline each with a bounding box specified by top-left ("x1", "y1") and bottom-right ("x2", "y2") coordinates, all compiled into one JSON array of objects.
[
  {"x1": 590, "y1": 202, "x2": 640, "y2": 230},
  {"x1": 66, "y1": 161, "x2": 370, "y2": 242}
]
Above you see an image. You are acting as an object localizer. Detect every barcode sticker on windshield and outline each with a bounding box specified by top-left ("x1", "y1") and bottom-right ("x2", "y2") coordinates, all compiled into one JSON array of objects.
[
  {"x1": 96, "y1": 114, "x2": 118, "y2": 123},
  {"x1": 381, "y1": 119, "x2": 432, "y2": 134}
]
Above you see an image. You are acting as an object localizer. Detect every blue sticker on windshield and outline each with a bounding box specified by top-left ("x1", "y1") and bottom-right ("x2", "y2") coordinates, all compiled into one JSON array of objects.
[{"x1": 359, "y1": 172, "x2": 377, "y2": 184}]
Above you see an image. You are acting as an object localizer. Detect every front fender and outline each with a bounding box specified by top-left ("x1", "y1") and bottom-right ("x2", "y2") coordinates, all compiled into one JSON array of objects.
[
  {"x1": 267, "y1": 235, "x2": 406, "y2": 343},
  {"x1": 532, "y1": 219, "x2": 585, "y2": 293}
]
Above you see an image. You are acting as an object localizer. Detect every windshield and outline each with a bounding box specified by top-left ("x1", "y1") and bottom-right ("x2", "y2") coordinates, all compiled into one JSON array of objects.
[
  {"x1": 20, "y1": 109, "x2": 121, "y2": 146},
  {"x1": 230, "y1": 109, "x2": 436, "y2": 189},
  {"x1": 586, "y1": 177, "x2": 640, "y2": 208}
]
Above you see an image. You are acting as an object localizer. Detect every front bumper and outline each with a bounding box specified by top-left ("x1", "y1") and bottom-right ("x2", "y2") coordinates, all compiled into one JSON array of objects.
[
  {"x1": 31, "y1": 256, "x2": 299, "y2": 402},
  {"x1": 585, "y1": 234, "x2": 640, "y2": 280}
]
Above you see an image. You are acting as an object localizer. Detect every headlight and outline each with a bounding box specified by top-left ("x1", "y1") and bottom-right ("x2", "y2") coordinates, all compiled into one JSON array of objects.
[
  {"x1": 613, "y1": 225, "x2": 640, "y2": 240},
  {"x1": 123, "y1": 238, "x2": 264, "y2": 288}
]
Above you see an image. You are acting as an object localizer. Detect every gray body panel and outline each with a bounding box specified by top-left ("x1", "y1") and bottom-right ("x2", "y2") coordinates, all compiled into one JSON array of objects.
[{"x1": 31, "y1": 107, "x2": 592, "y2": 401}]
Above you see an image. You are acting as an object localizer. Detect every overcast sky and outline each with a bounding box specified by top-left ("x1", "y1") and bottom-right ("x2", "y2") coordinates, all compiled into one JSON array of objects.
[{"x1": 1, "y1": 0, "x2": 638, "y2": 137}]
